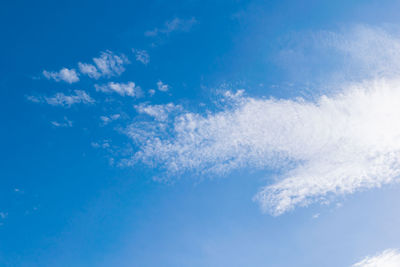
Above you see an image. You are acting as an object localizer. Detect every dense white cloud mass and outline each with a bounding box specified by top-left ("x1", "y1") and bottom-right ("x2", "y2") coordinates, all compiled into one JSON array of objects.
[
  {"x1": 27, "y1": 90, "x2": 94, "y2": 107},
  {"x1": 127, "y1": 77, "x2": 400, "y2": 215},
  {"x1": 42, "y1": 68, "x2": 79, "y2": 83},
  {"x1": 95, "y1": 82, "x2": 141, "y2": 97},
  {"x1": 352, "y1": 249, "x2": 400, "y2": 267},
  {"x1": 79, "y1": 50, "x2": 129, "y2": 79}
]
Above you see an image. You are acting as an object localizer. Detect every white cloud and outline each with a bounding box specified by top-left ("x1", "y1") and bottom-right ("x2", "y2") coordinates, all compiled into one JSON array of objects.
[
  {"x1": 43, "y1": 68, "x2": 79, "y2": 83},
  {"x1": 135, "y1": 103, "x2": 182, "y2": 121},
  {"x1": 145, "y1": 17, "x2": 197, "y2": 37},
  {"x1": 352, "y1": 249, "x2": 400, "y2": 267},
  {"x1": 78, "y1": 62, "x2": 101, "y2": 79},
  {"x1": 42, "y1": 51, "x2": 129, "y2": 82},
  {"x1": 34, "y1": 25, "x2": 400, "y2": 216},
  {"x1": 133, "y1": 49, "x2": 150, "y2": 65},
  {"x1": 148, "y1": 89, "x2": 156, "y2": 97},
  {"x1": 95, "y1": 82, "x2": 141, "y2": 97},
  {"x1": 27, "y1": 90, "x2": 94, "y2": 107},
  {"x1": 327, "y1": 25, "x2": 400, "y2": 78},
  {"x1": 100, "y1": 114, "x2": 121, "y2": 125},
  {"x1": 26, "y1": 95, "x2": 42, "y2": 103},
  {"x1": 119, "y1": 26, "x2": 400, "y2": 216},
  {"x1": 93, "y1": 51, "x2": 129, "y2": 77},
  {"x1": 51, "y1": 116, "x2": 73, "y2": 127},
  {"x1": 91, "y1": 141, "x2": 111, "y2": 149},
  {"x1": 277, "y1": 25, "x2": 400, "y2": 87},
  {"x1": 79, "y1": 50, "x2": 129, "y2": 79},
  {"x1": 125, "y1": 77, "x2": 400, "y2": 216},
  {"x1": 45, "y1": 90, "x2": 94, "y2": 107},
  {"x1": 157, "y1": 80, "x2": 169, "y2": 92}
]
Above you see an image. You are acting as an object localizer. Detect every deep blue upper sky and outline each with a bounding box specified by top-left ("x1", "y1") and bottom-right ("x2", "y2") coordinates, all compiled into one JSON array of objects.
[{"x1": 2, "y1": 0, "x2": 400, "y2": 266}]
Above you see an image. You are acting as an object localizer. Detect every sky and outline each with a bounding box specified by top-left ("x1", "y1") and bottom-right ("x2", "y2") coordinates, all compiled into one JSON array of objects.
[{"x1": 2, "y1": 0, "x2": 400, "y2": 266}]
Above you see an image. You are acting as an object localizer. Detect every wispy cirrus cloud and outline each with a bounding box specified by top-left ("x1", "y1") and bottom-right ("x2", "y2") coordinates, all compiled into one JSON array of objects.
[
  {"x1": 352, "y1": 249, "x2": 400, "y2": 267},
  {"x1": 95, "y1": 82, "x2": 141, "y2": 97},
  {"x1": 145, "y1": 17, "x2": 197, "y2": 37},
  {"x1": 42, "y1": 68, "x2": 79, "y2": 83},
  {"x1": 27, "y1": 90, "x2": 94, "y2": 107}
]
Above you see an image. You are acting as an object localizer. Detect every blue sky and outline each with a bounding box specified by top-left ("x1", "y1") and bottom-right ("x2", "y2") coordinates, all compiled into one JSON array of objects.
[{"x1": 3, "y1": 0, "x2": 400, "y2": 266}]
